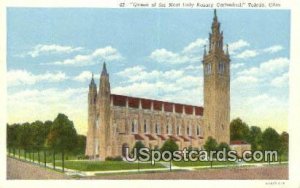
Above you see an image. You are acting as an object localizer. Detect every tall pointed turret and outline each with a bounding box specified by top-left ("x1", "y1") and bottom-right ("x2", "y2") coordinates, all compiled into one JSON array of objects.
[
  {"x1": 202, "y1": 9, "x2": 230, "y2": 144},
  {"x1": 98, "y1": 62, "x2": 111, "y2": 160},
  {"x1": 209, "y1": 9, "x2": 224, "y2": 53},
  {"x1": 101, "y1": 62, "x2": 108, "y2": 76},
  {"x1": 85, "y1": 73, "x2": 98, "y2": 158}
]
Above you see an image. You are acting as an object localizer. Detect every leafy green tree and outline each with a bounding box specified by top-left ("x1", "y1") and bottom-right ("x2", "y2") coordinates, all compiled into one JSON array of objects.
[
  {"x1": 47, "y1": 113, "x2": 78, "y2": 153},
  {"x1": 217, "y1": 142, "x2": 231, "y2": 151},
  {"x1": 31, "y1": 121, "x2": 45, "y2": 150},
  {"x1": 230, "y1": 118, "x2": 250, "y2": 141},
  {"x1": 279, "y1": 131, "x2": 289, "y2": 158},
  {"x1": 131, "y1": 141, "x2": 145, "y2": 158},
  {"x1": 160, "y1": 139, "x2": 179, "y2": 153},
  {"x1": 73, "y1": 135, "x2": 86, "y2": 155},
  {"x1": 47, "y1": 113, "x2": 77, "y2": 171},
  {"x1": 248, "y1": 126, "x2": 263, "y2": 151},
  {"x1": 7, "y1": 124, "x2": 20, "y2": 155},
  {"x1": 261, "y1": 127, "x2": 280, "y2": 151},
  {"x1": 204, "y1": 136, "x2": 218, "y2": 152},
  {"x1": 19, "y1": 123, "x2": 34, "y2": 151}
]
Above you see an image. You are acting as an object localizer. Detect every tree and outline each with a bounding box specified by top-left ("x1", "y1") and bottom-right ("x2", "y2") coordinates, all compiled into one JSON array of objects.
[
  {"x1": 203, "y1": 136, "x2": 218, "y2": 153},
  {"x1": 261, "y1": 127, "x2": 280, "y2": 151},
  {"x1": 7, "y1": 124, "x2": 19, "y2": 156},
  {"x1": 279, "y1": 131, "x2": 289, "y2": 158},
  {"x1": 160, "y1": 139, "x2": 179, "y2": 153},
  {"x1": 47, "y1": 113, "x2": 78, "y2": 152},
  {"x1": 19, "y1": 123, "x2": 34, "y2": 151},
  {"x1": 47, "y1": 113, "x2": 78, "y2": 171},
  {"x1": 230, "y1": 118, "x2": 250, "y2": 141},
  {"x1": 31, "y1": 121, "x2": 47, "y2": 163},
  {"x1": 217, "y1": 142, "x2": 230, "y2": 152},
  {"x1": 132, "y1": 141, "x2": 146, "y2": 159},
  {"x1": 248, "y1": 126, "x2": 263, "y2": 151},
  {"x1": 73, "y1": 135, "x2": 86, "y2": 156}
]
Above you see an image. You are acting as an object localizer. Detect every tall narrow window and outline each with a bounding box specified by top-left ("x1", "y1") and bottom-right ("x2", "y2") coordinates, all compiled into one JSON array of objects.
[
  {"x1": 167, "y1": 125, "x2": 169, "y2": 134},
  {"x1": 197, "y1": 126, "x2": 200, "y2": 135},
  {"x1": 144, "y1": 120, "x2": 147, "y2": 133},
  {"x1": 218, "y1": 62, "x2": 224, "y2": 73},
  {"x1": 131, "y1": 121, "x2": 135, "y2": 133},
  {"x1": 187, "y1": 127, "x2": 190, "y2": 135},
  {"x1": 155, "y1": 123, "x2": 158, "y2": 134},
  {"x1": 177, "y1": 126, "x2": 179, "y2": 135},
  {"x1": 205, "y1": 64, "x2": 212, "y2": 75}
]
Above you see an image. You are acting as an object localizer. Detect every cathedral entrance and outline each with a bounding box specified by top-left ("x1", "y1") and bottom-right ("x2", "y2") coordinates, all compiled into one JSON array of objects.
[{"x1": 122, "y1": 143, "x2": 129, "y2": 157}]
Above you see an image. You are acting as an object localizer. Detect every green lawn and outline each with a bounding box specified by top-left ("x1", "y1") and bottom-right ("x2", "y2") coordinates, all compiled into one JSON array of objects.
[
  {"x1": 173, "y1": 160, "x2": 236, "y2": 167},
  {"x1": 55, "y1": 160, "x2": 165, "y2": 171},
  {"x1": 7, "y1": 149, "x2": 80, "y2": 163},
  {"x1": 246, "y1": 154, "x2": 288, "y2": 163}
]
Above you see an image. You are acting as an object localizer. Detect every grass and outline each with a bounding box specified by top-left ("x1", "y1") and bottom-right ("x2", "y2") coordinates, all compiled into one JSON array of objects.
[
  {"x1": 7, "y1": 148, "x2": 81, "y2": 163},
  {"x1": 173, "y1": 160, "x2": 236, "y2": 167},
  {"x1": 245, "y1": 154, "x2": 288, "y2": 163},
  {"x1": 55, "y1": 160, "x2": 165, "y2": 171}
]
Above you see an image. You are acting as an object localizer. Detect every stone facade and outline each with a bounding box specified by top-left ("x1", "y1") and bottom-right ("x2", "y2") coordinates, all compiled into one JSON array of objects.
[{"x1": 85, "y1": 10, "x2": 231, "y2": 160}]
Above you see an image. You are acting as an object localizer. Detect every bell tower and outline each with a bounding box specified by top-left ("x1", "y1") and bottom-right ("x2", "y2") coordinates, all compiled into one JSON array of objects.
[{"x1": 203, "y1": 9, "x2": 230, "y2": 144}]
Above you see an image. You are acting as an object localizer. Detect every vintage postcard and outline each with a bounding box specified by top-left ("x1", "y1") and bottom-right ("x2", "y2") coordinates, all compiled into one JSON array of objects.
[{"x1": 1, "y1": 0, "x2": 300, "y2": 188}]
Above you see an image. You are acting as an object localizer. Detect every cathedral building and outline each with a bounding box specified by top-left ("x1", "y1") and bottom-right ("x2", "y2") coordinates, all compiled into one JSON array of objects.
[{"x1": 85, "y1": 10, "x2": 231, "y2": 160}]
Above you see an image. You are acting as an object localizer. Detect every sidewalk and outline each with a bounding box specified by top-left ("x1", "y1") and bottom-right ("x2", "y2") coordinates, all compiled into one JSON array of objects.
[{"x1": 7, "y1": 154, "x2": 288, "y2": 177}]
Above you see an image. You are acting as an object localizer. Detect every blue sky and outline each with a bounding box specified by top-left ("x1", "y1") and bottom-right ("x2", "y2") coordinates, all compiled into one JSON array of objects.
[{"x1": 7, "y1": 8, "x2": 290, "y2": 135}]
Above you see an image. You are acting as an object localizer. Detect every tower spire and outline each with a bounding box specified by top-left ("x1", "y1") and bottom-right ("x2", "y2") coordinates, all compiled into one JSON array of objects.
[
  {"x1": 214, "y1": 9, "x2": 217, "y2": 20},
  {"x1": 226, "y1": 44, "x2": 229, "y2": 56},
  {"x1": 209, "y1": 9, "x2": 223, "y2": 53},
  {"x1": 101, "y1": 62, "x2": 108, "y2": 76},
  {"x1": 90, "y1": 72, "x2": 96, "y2": 87}
]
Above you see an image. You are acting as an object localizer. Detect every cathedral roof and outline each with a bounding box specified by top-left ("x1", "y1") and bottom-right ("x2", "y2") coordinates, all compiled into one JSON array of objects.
[{"x1": 110, "y1": 93, "x2": 203, "y2": 116}]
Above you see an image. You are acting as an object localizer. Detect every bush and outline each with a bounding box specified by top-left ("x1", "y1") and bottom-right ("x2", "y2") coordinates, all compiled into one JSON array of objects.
[{"x1": 105, "y1": 156, "x2": 123, "y2": 161}]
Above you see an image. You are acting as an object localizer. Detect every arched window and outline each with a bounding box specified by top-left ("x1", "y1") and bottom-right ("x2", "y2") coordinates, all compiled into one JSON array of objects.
[
  {"x1": 177, "y1": 126, "x2": 179, "y2": 135},
  {"x1": 96, "y1": 117, "x2": 99, "y2": 129},
  {"x1": 218, "y1": 62, "x2": 224, "y2": 73},
  {"x1": 187, "y1": 126, "x2": 190, "y2": 135},
  {"x1": 167, "y1": 125, "x2": 169, "y2": 134},
  {"x1": 205, "y1": 64, "x2": 212, "y2": 75},
  {"x1": 197, "y1": 126, "x2": 200, "y2": 135},
  {"x1": 144, "y1": 120, "x2": 147, "y2": 133},
  {"x1": 131, "y1": 121, "x2": 135, "y2": 133}
]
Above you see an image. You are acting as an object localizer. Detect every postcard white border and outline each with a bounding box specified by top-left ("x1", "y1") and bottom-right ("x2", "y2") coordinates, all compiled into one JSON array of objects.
[{"x1": 1, "y1": 0, "x2": 300, "y2": 187}]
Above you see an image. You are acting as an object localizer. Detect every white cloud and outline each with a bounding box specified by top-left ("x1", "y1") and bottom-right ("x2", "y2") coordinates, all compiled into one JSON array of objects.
[
  {"x1": 27, "y1": 44, "x2": 83, "y2": 58},
  {"x1": 49, "y1": 46, "x2": 123, "y2": 66},
  {"x1": 236, "y1": 50, "x2": 258, "y2": 59},
  {"x1": 149, "y1": 48, "x2": 190, "y2": 64},
  {"x1": 263, "y1": 45, "x2": 284, "y2": 54},
  {"x1": 7, "y1": 69, "x2": 68, "y2": 86},
  {"x1": 271, "y1": 72, "x2": 289, "y2": 87},
  {"x1": 231, "y1": 63, "x2": 244, "y2": 69},
  {"x1": 114, "y1": 66, "x2": 203, "y2": 105},
  {"x1": 238, "y1": 57, "x2": 289, "y2": 77},
  {"x1": 116, "y1": 66, "x2": 184, "y2": 83},
  {"x1": 228, "y1": 40, "x2": 250, "y2": 54},
  {"x1": 73, "y1": 71, "x2": 100, "y2": 82},
  {"x1": 233, "y1": 75, "x2": 259, "y2": 84},
  {"x1": 182, "y1": 38, "x2": 207, "y2": 54},
  {"x1": 7, "y1": 87, "x2": 88, "y2": 134},
  {"x1": 149, "y1": 38, "x2": 208, "y2": 65},
  {"x1": 112, "y1": 81, "x2": 202, "y2": 105}
]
